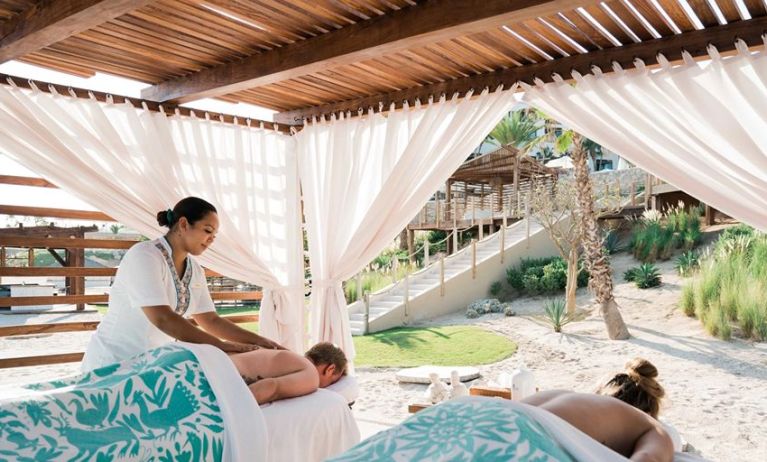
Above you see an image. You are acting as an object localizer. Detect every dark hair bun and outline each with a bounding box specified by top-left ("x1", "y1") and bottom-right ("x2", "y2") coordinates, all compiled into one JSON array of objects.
[
  {"x1": 156, "y1": 210, "x2": 171, "y2": 227},
  {"x1": 626, "y1": 358, "x2": 659, "y2": 380}
]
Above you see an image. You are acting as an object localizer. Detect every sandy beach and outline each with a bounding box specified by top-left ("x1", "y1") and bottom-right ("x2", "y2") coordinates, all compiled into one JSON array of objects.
[{"x1": 2, "y1": 253, "x2": 766, "y2": 461}]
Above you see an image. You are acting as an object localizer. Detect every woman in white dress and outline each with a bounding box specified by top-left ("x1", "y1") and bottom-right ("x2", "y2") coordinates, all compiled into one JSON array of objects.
[
  {"x1": 82, "y1": 196, "x2": 284, "y2": 372},
  {"x1": 83, "y1": 197, "x2": 326, "y2": 404}
]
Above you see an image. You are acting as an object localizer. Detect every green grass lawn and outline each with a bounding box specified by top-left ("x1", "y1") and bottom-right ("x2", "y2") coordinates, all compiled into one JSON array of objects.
[{"x1": 353, "y1": 325, "x2": 516, "y2": 367}]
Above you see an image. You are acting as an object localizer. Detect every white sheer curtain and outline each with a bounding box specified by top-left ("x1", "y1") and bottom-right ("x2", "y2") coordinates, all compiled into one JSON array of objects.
[
  {"x1": 523, "y1": 40, "x2": 767, "y2": 231},
  {"x1": 0, "y1": 83, "x2": 305, "y2": 351},
  {"x1": 297, "y1": 87, "x2": 517, "y2": 364}
]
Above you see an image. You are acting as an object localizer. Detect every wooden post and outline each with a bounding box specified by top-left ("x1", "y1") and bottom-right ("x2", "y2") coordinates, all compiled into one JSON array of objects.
[
  {"x1": 462, "y1": 182, "x2": 468, "y2": 216},
  {"x1": 480, "y1": 183, "x2": 485, "y2": 210},
  {"x1": 630, "y1": 181, "x2": 636, "y2": 206},
  {"x1": 439, "y1": 255, "x2": 445, "y2": 296},
  {"x1": 404, "y1": 272, "x2": 409, "y2": 322},
  {"x1": 471, "y1": 239, "x2": 477, "y2": 279},
  {"x1": 525, "y1": 197, "x2": 531, "y2": 248},
  {"x1": 363, "y1": 292, "x2": 370, "y2": 335},
  {"x1": 452, "y1": 227, "x2": 458, "y2": 254},
  {"x1": 705, "y1": 205, "x2": 715, "y2": 226},
  {"x1": 356, "y1": 272, "x2": 363, "y2": 302},
  {"x1": 436, "y1": 199, "x2": 441, "y2": 228},
  {"x1": 27, "y1": 248, "x2": 34, "y2": 266},
  {"x1": 424, "y1": 240, "x2": 430, "y2": 266},
  {"x1": 0, "y1": 247, "x2": 5, "y2": 267},
  {"x1": 471, "y1": 197, "x2": 476, "y2": 225},
  {"x1": 407, "y1": 229, "x2": 415, "y2": 264},
  {"x1": 479, "y1": 220, "x2": 484, "y2": 240},
  {"x1": 500, "y1": 224, "x2": 506, "y2": 264},
  {"x1": 392, "y1": 256, "x2": 399, "y2": 283},
  {"x1": 513, "y1": 153, "x2": 520, "y2": 211},
  {"x1": 645, "y1": 173, "x2": 652, "y2": 209},
  {"x1": 446, "y1": 181, "x2": 452, "y2": 224}
]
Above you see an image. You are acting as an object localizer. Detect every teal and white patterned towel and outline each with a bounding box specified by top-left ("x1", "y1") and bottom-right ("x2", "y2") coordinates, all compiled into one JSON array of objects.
[
  {"x1": 0, "y1": 343, "x2": 265, "y2": 462},
  {"x1": 328, "y1": 397, "x2": 577, "y2": 462}
]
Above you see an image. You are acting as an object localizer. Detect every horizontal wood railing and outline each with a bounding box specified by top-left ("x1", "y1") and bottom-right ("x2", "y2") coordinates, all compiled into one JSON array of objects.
[
  {"x1": 0, "y1": 236, "x2": 137, "y2": 249},
  {"x1": 0, "y1": 313, "x2": 260, "y2": 369},
  {"x1": 0, "y1": 266, "x2": 223, "y2": 277},
  {"x1": 0, "y1": 291, "x2": 262, "y2": 307},
  {"x1": 0, "y1": 175, "x2": 57, "y2": 188},
  {"x1": 0, "y1": 205, "x2": 114, "y2": 221}
]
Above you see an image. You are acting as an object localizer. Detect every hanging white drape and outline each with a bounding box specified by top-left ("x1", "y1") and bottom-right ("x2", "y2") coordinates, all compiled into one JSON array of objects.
[
  {"x1": 0, "y1": 83, "x2": 305, "y2": 351},
  {"x1": 296, "y1": 87, "x2": 517, "y2": 364},
  {"x1": 523, "y1": 40, "x2": 767, "y2": 231}
]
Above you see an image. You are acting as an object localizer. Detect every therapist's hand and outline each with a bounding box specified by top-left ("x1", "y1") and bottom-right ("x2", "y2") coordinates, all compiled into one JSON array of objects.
[{"x1": 218, "y1": 340, "x2": 260, "y2": 354}]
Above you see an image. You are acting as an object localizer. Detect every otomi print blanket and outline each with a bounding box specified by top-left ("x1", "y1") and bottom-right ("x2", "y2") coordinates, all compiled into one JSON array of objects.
[
  {"x1": 0, "y1": 343, "x2": 266, "y2": 462},
  {"x1": 329, "y1": 397, "x2": 708, "y2": 462}
]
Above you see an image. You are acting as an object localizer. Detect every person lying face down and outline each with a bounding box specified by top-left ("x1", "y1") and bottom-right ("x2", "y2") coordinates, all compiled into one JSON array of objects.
[
  {"x1": 305, "y1": 342, "x2": 348, "y2": 388},
  {"x1": 521, "y1": 358, "x2": 673, "y2": 462},
  {"x1": 595, "y1": 357, "x2": 665, "y2": 419},
  {"x1": 229, "y1": 342, "x2": 348, "y2": 405}
]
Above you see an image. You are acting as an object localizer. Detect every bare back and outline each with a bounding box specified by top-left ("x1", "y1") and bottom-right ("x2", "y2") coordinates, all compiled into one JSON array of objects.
[
  {"x1": 229, "y1": 349, "x2": 319, "y2": 404},
  {"x1": 522, "y1": 391, "x2": 673, "y2": 462}
]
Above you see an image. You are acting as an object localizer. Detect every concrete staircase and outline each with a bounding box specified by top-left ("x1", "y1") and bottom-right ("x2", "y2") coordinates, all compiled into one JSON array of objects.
[{"x1": 347, "y1": 218, "x2": 546, "y2": 335}]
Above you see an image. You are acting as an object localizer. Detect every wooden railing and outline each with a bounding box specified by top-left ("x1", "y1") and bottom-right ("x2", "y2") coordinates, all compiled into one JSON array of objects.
[{"x1": 0, "y1": 313, "x2": 260, "y2": 369}]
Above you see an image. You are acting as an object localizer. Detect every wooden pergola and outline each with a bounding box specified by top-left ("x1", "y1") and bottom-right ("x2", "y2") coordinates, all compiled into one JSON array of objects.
[
  {"x1": 0, "y1": 1, "x2": 765, "y2": 127},
  {"x1": 448, "y1": 145, "x2": 559, "y2": 213},
  {"x1": 0, "y1": 0, "x2": 761, "y2": 366}
]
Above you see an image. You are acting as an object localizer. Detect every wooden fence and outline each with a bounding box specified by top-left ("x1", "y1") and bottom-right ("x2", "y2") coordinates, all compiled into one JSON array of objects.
[{"x1": 0, "y1": 175, "x2": 262, "y2": 369}]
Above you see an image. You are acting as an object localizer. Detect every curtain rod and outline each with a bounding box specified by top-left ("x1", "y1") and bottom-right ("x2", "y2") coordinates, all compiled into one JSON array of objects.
[{"x1": 0, "y1": 73, "x2": 295, "y2": 134}]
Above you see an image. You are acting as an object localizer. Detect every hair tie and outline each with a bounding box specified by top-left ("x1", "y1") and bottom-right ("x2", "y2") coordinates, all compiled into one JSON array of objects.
[{"x1": 165, "y1": 209, "x2": 174, "y2": 225}]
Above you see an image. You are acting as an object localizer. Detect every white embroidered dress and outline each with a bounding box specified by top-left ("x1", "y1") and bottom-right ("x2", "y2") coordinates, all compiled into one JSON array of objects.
[{"x1": 82, "y1": 237, "x2": 215, "y2": 371}]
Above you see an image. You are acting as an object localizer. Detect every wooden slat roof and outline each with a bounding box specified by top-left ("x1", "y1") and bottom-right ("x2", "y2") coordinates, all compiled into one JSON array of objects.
[
  {"x1": 1, "y1": 0, "x2": 766, "y2": 124},
  {"x1": 450, "y1": 145, "x2": 559, "y2": 184}
]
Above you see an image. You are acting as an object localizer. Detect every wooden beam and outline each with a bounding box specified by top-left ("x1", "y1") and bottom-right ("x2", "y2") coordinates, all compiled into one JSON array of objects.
[
  {"x1": 0, "y1": 204, "x2": 114, "y2": 221},
  {"x1": 0, "y1": 175, "x2": 57, "y2": 188},
  {"x1": 0, "y1": 353, "x2": 84, "y2": 369},
  {"x1": 0, "y1": 291, "x2": 260, "y2": 307},
  {"x1": 0, "y1": 314, "x2": 258, "y2": 337},
  {"x1": 142, "y1": 0, "x2": 601, "y2": 104},
  {"x1": 0, "y1": 0, "x2": 153, "y2": 63},
  {"x1": 0, "y1": 321, "x2": 99, "y2": 337},
  {"x1": 0, "y1": 294, "x2": 108, "y2": 306},
  {"x1": 0, "y1": 73, "x2": 291, "y2": 132},
  {"x1": 0, "y1": 266, "x2": 223, "y2": 277},
  {"x1": 0, "y1": 235, "x2": 138, "y2": 250},
  {"x1": 275, "y1": 16, "x2": 767, "y2": 124}
]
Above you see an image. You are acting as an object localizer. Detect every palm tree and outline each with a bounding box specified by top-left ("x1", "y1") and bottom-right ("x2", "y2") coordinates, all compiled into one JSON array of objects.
[
  {"x1": 526, "y1": 120, "x2": 630, "y2": 340},
  {"x1": 487, "y1": 109, "x2": 541, "y2": 209},
  {"x1": 569, "y1": 134, "x2": 630, "y2": 340}
]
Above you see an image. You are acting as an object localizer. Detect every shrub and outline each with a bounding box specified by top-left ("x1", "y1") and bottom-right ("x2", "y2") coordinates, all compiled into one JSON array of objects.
[
  {"x1": 680, "y1": 283, "x2": 695, "y2": 316},
  {"x1": 505, "y1": 267, "x2": 524, "y2": 290},
  {"x1": 467, "y1": 299, "x2": 502, "y2": 317},
  {"x1": 630, "y1": 205, "x2": 702, "y2": 263},
  {"x1": 603, "y1": 229, "x2": 622, "y2": 255},
  {"x1": 623, "y1": 267, "x2": 639, "y2": 282},
  {"x1": 682, "y1": 231, "x2": 767, "y2": 341},
  {"x1": 633, "y1": 263, "x2": 661, "y2": 289},
  {"x1": 543, "y1": 298, "x2": 572, "y2": 333},
  {"x1": 489, "y1": 281, "x2": 503, "y2": 297},
  {"x1": 465, "y1": 308, "x2": 479, "y2": 319},
  {"x1": 522, "y1": 273, "x2": 543, "y2": 295},
  {"x1": 503, "y1": 305, "x2": 516, "y2": 317},
  {"x1": 675, "y1": 251, "x2": 699, "y2": 277}
]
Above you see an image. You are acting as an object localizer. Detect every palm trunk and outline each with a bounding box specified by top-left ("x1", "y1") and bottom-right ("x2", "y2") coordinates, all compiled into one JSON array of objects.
[
  {"x1": 571, "y1": 135, "x2": 630, "y2": 340},
  {"x1": 565, "y1": 248, "x2": 578, "y2": 315}
]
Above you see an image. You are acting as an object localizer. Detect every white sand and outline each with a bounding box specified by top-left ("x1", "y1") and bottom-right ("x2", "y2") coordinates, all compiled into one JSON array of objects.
[
  {"x1": 352, "y1": 253, "x2": 767, "y2": 461},
  {"x1": 2, "y1": 254, "x2": 766, "y2": 460}
]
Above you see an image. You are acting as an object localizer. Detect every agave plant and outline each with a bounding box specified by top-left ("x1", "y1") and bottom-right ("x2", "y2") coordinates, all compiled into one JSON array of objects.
[
  {"x1": 634, "y1": 263, "x2": 662, "y2": 289},
  {"x1": 543, "y1": 298, "x2": 573, "y2": 333}
]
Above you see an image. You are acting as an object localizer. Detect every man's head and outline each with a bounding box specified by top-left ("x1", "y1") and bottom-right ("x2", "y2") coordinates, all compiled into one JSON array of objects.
[{"x1": 305, "y1": 342, "x2": 347, "y2": 388}]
